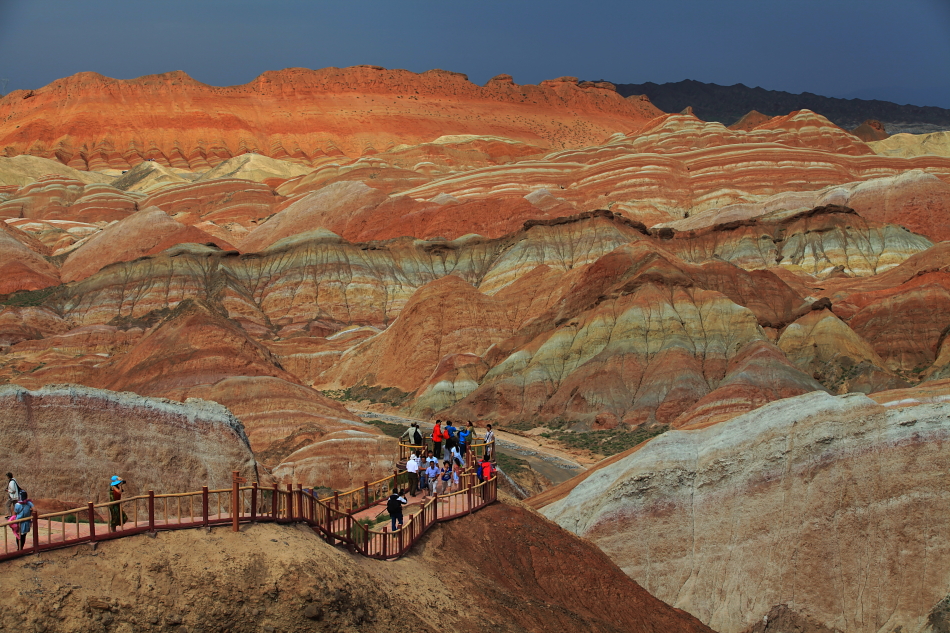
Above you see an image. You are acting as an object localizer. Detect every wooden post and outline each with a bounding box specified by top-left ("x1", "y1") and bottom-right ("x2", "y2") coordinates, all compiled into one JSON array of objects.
[
  {"x1": 434, "y1": 493, "x2": 439, "y2": 520},
  {"x1": 334, "y1": 491, "x2": 339, "y2": 512},
  {"x1": 202, "y1": 486, "x2": 209, "y2": 527},
  {"x1": 148, "y1": 490, "x2": 155, "y2": 531},
  {"x1": 251, "y1": 483, "x2": 258, "y2": 521},
  {"x1": 271, "y1": 483, "x2": 278, "y2": 519},
  {"x1": 296, "y1": 483, "x2": 303, "y2": 521},
  {"x1": 363, "y1": 481, "x2": 369, "y2": 509},
  {"x1": 231, "y1": 471, "x2": 247, "y2": 532},
  {"x1": 468, "y1": 482, "x2": 473, "y2": 515},
  {"x1": 87, "y1": 502, "x2": 97, "y2": 542},
  {"x1": 31, "y1": 509, "x2": 39, "y2": 552},
  {"x1": 382, "y1": 526, "x2": 388, "y2": 558}
]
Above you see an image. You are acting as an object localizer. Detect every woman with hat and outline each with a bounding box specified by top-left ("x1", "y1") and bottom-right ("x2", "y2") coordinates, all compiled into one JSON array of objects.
[{"x1": 108, "y1": 476, "x2": 127, "y2": 532}]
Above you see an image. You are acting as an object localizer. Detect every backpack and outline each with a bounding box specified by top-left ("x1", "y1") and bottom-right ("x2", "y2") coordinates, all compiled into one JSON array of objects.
[{"x1": 386, "y1": 494, "x2": 403, "y2": 514}]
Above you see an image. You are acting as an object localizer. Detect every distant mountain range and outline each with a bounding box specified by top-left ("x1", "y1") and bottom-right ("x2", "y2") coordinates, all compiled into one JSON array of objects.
[{"x1": 604, "y1": 79, "x2": 950, "y2": 134}]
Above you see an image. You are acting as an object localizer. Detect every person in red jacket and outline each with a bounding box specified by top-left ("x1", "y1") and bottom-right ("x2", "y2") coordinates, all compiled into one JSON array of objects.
[
  {"x1": 478, "y1": 456, "x2": 494, "y2": 500},
  {"x1": 432, "y1": 420, "x2": 443, "y2": 459}
]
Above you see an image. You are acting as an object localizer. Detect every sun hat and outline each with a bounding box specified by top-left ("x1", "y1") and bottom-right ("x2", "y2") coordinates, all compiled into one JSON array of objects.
[{"x1": 110, "y1": 476, "x2": 124, "y2": 486}]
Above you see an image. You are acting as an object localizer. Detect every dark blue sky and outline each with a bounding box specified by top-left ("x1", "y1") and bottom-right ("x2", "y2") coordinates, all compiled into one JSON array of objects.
[{"x1": 1, "y1": 0, "x2": 948, "y2": 107}]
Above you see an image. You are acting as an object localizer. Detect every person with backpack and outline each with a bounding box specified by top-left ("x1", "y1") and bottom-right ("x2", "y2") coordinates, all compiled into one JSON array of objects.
[
  {"x1": 13, "y1": 489, "x2": 33, "y2": 550},
  {"x1": 6, "y1": 472, "x2": 20, "y2": 515},
  {"x1": 386, "y1": 488, "x2": 407, "y2": 532},
  {"x1": 432, "y1": 420, "x2": 443, "y2": 459}
]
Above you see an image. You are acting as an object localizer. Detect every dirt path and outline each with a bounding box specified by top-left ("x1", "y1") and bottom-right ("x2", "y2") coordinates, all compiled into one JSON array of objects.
[{"x1": 348, "y1": 409, "x2": 587, "y2": 487}]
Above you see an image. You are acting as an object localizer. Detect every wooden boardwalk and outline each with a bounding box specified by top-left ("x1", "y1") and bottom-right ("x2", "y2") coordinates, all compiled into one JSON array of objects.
[{"x1": 2, "y1": 457, "x2": 498, "y2": 562}]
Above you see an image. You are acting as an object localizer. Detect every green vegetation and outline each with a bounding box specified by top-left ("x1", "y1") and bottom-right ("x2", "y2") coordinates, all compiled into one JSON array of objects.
[
  {"x1": 540, "y1": 425, "x2": 669, "y2": 457},
  {"x1": 364, "y1": 418, "x2": 407, "y2": 439},
  {"x1": 321, "y1": 385, "x2": 412, "y2": 406},
  {"x1": 495, "y1": 452, "x2": 531, "y2": 475},
  {"x1": 0, "y1": 285, "x2": 62, "y2": 307}
]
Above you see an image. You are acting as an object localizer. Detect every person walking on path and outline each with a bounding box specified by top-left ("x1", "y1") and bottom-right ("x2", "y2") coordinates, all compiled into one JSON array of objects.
[
  {"x1": 439, "y1": 461, "x2": 452, "y2": 495},
  {"x1": 108, "y1": 476, "x2": 127, "y2": 532},
  {"x1": 425, "y1": 461, "x2": 440, "y2": 496},
  {"x1": 13, "y1": 489, "x2": 33, "y2": 550},
  {"x1": 432, "y1": 420, "x2": 443, "y2": 459},
  {"x1": 406, "y1": 451, "x2": 420, "y2": 497},
  {"x1": 6, "y1": 473, "x2": 20, "y2": 515},
  {"x1": 386, "y1": 488, "x2": 407, "y2": 532}
]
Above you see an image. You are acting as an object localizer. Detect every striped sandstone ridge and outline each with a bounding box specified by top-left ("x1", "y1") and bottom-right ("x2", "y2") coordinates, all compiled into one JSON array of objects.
[
  {"x1": 534, "y1": 387, "x2": 950, "y2": 633},
  {"x1": 3, "y1": 207, "x2": 941, "y2": 430},
  {"x1": 2, "y1": 110, "x2": 950, "y2": 289},
  {"x1": 0, "y1": 68, "x2": 663, "y2": 170},
  {"x1": 0, "y1": 383, "x2": 258, "y2": 508}
]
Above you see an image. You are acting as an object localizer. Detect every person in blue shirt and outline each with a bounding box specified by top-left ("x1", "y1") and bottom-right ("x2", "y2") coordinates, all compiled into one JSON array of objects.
[{"x1": 13, "y1": 489, "x2": 33, "y2": 550}]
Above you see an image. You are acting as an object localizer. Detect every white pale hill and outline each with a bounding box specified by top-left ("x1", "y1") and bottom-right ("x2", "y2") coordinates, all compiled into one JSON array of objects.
[
  {"x1": 0, "y1": 155, "x2": 114, "y2": 187},
  {"x1": 869, "y1": 130, "x2": 950, "y2": 158},
  {"x1": 110, "y1": 160, "x2": 189, "y2": 192},
  {"x1": 197, "y1": 153, "x2": 314, "y2": 183}
]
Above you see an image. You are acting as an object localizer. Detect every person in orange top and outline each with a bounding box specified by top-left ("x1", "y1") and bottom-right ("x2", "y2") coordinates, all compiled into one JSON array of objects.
[{"x1": 432, "y1": 420, "x2": 443, "y2": 459}]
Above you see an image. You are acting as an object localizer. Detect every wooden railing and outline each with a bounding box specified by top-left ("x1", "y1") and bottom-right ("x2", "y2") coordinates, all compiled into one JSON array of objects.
[
  {"x1": 1, "y1": 471, "x2": 497, "y2": 563},
  {"x1": 398, "y1": 438, "x2": 495, "y2": 463}
]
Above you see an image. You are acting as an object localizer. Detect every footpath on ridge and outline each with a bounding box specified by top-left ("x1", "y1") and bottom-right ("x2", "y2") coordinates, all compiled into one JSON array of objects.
[
  {"x1": 350, "y1": 408, "x2": 587, "y2": 486},
  {"x1": 2, "y1": 441, "x2": 498, "y2": 563}
]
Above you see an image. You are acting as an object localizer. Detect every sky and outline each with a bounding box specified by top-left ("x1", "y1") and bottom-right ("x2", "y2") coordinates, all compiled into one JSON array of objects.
[{"x1": 0, "y1": 0, "x2": 948, "y2": 108}]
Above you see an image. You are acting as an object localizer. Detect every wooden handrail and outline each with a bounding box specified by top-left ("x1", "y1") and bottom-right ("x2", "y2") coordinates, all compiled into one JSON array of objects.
[{"x1": 0, "y1": 470, "x2": 498, "y2": 562}]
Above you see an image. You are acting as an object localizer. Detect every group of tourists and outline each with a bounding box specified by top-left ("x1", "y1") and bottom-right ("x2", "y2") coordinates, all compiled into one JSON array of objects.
[
  {"x1": 386, "y1": 453, "x2": 495, "y2": 531},
  {"x1": 4, "y1": 472, "x2": 129, "y2": 552},
  {"x1": 400, "y1": 419, "x2": 496, "y2": 462}
]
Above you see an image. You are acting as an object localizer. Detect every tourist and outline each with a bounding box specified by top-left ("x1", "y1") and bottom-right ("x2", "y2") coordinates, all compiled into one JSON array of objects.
[
  {"x1": 465, "y1": 422, "x2": 477, "y2": 458},
  {"x1": 418, "y1": 456, "x2": 429, "y2": 497},
  {"x1": 458, "y1": 424, "x2": 470, "y2": 458},
  {"x1": 444, "y1": 421, "x2": 458, "y2": 459},
  {"x1": 439, "y1": 461, "x2": 452, "y2": 495},
  {"x1": 425, "y1": 461, "x2": 440, "y2": 496},
  {"x1": 386, "y1": 488, "x2": 407, "y2": 532},
  {"x1": 400, "y1": 422, "x2": 424, "y2": 449},
  {"x1": 6, "y1": 472, "x2": 20, "y2": 515},
  {"x1": 447, "y1": 443, "x2": 463, "y2": 470},
  {"x1": 13, "y1": 489, "x2": 33, "y2": 551},
  {"x1": 406, "y1": 451, "x2": 420, "y2": 497},
  {"x1": 432, "y1": 420, "x2": 443, "y2": 459},
  {"x1": 478, "y1": 456, "x2": 494, "y2": 500},
  {"x1": 451, "y1": 460, "x2": 461, "y2": 492},
  {"x1": 484, "y1": 424, "x2": 495, "y2": 460},
  {"x1": 425, "y1": 450, "x2": 438, "y2": 468},
  {"x1": 108, "y1": 475, "x2": 127, "y2": 532}
]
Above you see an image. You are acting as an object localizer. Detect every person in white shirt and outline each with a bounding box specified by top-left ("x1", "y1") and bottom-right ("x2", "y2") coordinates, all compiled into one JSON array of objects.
[
  {"x1": 405, "y1": 452, "x2": 420, "y2": 497},
  {"x1": 484, "y1": 424, "x2": 495, "y2": 460},
  {"x1": 6, "y1": 473, "x2": 19, "y2": 515}
]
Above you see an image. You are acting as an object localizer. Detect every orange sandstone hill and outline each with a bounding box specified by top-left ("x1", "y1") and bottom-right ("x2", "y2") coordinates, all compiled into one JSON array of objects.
[{"x1": 0, "y1": 67, "x2": 663, "y2": 170}]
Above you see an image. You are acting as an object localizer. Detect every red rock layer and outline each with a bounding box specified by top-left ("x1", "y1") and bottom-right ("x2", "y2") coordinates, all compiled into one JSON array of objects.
[{"x1": 0, "y1": 68, "x2": 663, "y2": 170}]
